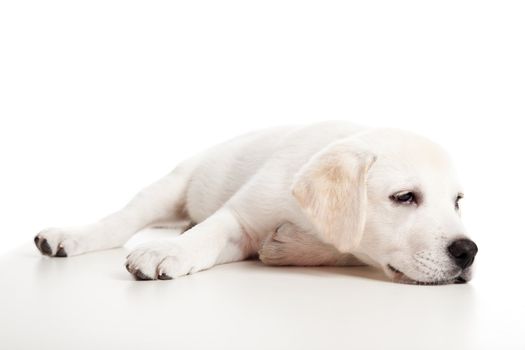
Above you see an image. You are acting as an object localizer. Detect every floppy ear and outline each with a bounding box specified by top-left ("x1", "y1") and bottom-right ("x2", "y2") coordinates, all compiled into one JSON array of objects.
[{"x1": 291, "y1": 140, "x2": 376, "y2": 252}]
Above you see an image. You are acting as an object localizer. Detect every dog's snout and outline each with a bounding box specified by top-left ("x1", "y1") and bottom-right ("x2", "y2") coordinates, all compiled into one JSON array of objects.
[{"x1": 447, "y1": 239, "x2": 478, "y2": 269}]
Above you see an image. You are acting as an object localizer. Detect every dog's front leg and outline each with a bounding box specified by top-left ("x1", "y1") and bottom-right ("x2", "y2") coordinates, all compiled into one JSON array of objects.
[{"x1": 125, "y1": 208, "x2": 251, "y2": 280}]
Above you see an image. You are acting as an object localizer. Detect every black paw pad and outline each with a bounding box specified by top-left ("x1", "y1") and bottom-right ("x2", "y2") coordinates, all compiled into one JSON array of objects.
[
  {"x1": 158, "y1": 273, "x2": 173, "y2": 280},
  {"x1": 133, "y1": 269, "x2": 153, "y2": 281},
  {"x1": 55, "y1": 246, "x2": 68, "y2": 257},
  {"x1": 38, "y1": 238, "x2": 53, "y2": 256}
]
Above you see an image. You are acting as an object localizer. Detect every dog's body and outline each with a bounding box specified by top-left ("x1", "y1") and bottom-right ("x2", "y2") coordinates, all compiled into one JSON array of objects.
[{"x1": 34, "y1": 121, "x2": 477, "y2": 284}]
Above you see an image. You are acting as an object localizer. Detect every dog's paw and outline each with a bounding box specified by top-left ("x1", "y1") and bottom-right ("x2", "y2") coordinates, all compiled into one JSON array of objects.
[
  {"x1": 125, "y1": 241, "x2": 195, "y2": 281},
  {"x1": 258, "y1": 223, "x2": 305, "y2": 263},
  {"x1": 34, "y1": 228, "x2": 82, "y2": 257}
]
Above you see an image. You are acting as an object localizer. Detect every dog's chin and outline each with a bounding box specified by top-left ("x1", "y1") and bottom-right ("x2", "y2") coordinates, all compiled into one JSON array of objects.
[{"x1": 386, "y1": 264, "x2": 471, "y2": 285}]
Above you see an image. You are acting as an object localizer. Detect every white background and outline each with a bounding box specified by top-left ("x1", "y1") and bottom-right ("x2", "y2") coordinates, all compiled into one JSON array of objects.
[
  {"x1": 0, "y1": 0, "x2": 524, "y2": 332},
  {"x1": 1, "y1": 1, "x2": 525, "y2": 348}
]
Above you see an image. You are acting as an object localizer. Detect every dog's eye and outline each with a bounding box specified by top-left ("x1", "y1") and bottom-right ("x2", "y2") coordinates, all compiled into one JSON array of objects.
[
  {"x1": 390, "y1": 191, "x2": 417, "y2": 205},
  {"x1": 455, "y1": 193, "x2": 464, "y2": 210}
]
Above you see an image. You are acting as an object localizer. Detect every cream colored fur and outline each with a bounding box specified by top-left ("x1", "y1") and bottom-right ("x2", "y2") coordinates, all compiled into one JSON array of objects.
[{"x1": 34, "y1": 121, "x2": 475, "y2": 284}]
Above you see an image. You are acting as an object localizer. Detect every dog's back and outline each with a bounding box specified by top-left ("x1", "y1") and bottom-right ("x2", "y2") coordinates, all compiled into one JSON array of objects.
[{"x1": 185, "y1": 122, "x2": 365, "y2": 225}]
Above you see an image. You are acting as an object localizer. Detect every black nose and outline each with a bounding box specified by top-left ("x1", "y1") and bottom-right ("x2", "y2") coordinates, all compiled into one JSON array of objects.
[{"x1": 447, "y1": 239, "x2": 478, "y2": 269}]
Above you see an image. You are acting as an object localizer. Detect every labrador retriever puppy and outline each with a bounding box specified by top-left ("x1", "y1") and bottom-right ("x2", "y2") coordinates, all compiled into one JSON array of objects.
[{"x1": 34, "y1": 121, "x2": 478, "y2": 284}]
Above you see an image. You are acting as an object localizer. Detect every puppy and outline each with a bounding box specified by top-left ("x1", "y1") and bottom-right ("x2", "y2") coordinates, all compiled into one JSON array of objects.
[{"x1": 34, "y1": 121, "x2": 477, "y2": 284}]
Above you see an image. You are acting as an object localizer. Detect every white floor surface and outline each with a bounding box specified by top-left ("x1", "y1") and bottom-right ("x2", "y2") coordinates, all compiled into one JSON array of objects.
[{"x1": 1, "y1": 230, "x2": 523, "y2": 350}]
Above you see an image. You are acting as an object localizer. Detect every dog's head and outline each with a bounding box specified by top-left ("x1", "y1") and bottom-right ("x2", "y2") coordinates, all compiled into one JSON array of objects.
[{"x1": 292, "y1": 128, "x2": 477, "y2": 285}]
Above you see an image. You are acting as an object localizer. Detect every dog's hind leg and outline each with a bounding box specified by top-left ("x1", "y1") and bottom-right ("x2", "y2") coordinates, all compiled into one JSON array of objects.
[
  {"x1": 34, "y1": 158, "x2": 199, "y2": 257},
  {"x1": 259, "y1": 223, "x2": 364, "y2": 267}
]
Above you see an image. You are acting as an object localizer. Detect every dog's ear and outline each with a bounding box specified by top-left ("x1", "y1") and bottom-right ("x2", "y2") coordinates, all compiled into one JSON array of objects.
[{"x1": 291, "y1": 140, "x2": 376, "y2": 252}]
